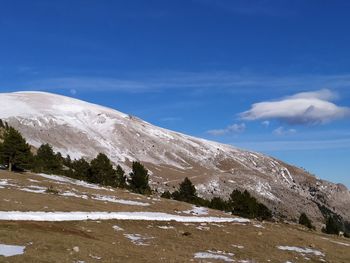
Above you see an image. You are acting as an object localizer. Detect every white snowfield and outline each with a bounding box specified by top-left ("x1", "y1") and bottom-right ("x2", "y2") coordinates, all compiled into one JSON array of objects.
[
  {"x1": 0, "y1": 211, "x2": 250, "y2": 223},
  {"x1": 0, "y1": 244, "x2": 26, "y2": 257}
]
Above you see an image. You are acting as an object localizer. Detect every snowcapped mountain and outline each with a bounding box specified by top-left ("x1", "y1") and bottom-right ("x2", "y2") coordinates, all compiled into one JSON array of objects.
[{"x1": 1, "y1": 91, "x2": 349, "y2": 224}]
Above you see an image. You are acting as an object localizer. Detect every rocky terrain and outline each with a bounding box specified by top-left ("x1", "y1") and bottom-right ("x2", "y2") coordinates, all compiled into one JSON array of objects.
[{"x1": 0, "y1": 91, "x2": 349, "y2": 226}]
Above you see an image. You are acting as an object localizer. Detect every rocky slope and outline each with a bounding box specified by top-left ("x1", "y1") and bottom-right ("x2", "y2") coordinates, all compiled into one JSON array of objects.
[{"x1": 0, "y1": 91, "x2": 349, "y2": 225}]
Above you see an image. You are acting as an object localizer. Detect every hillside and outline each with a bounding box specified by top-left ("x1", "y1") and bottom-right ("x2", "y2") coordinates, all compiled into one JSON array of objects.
[
  {"x1": 0, "y1": 91, "x2": 349, "y2": 226},
  {"x1": 0, "y1": 169, "x2": 349, "y2": 262}
]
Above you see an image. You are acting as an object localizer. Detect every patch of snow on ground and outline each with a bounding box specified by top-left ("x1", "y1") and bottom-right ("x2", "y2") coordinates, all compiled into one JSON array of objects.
[
  {"x1": 124, "y1": 234, "x2": 153, "y2": 246},
  {"x1": 89, "y1": 254, "x2": 102, "y2": 260},
  {"x1": 232, "y1": 244, "x2": 244, "y2": 249},
  {"x1": 196, "y1": 225, "x2": 210, "y2": 231},
  {"x1": 19, "y1": 185, "x2": 46, "y2": 194},
  {"x1": 0, "y1": 179, "x2": 16, "y2": 187},
  {"x1": 112, "y1": 225, "x2": 124, "y2": 231},
  {"x1": 61, "y1": 191, "x2": 88, "y2": 199},
  {"x1": 0, "y1": 244, "x2": 25, "y2": 257},
  {"x1": 194, "y1": 250, "x2": 234, "y2": 262},
  {"x1": 0, "y1": 211, "x2": 250, "y2": 223},
  {"x1": 277, "y1": 246, "x2": 325, "y2": 257},
  {"x1": 183, "y1": 206, "x2": 208, "y2": 215},
  {"x1": 92, "y1": 195, "x2": 150, "y2": 206},
  {"x1": 157, "y1": 226, "x2": 174, "y2": 229},
  {"x1": 36, "y1": 173, "x2": 112, "y2": 191}
]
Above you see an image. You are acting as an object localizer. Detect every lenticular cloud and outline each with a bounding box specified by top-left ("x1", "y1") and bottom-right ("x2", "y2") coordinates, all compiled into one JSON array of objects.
[{"x1": 240, "y1": 89, "x2": 350, "y2": 125}]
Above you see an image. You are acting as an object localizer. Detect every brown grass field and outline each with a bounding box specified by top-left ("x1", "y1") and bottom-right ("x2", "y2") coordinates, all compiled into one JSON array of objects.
[{"x1": 0, "y1": 170, "x2": 349, "y2": 263}]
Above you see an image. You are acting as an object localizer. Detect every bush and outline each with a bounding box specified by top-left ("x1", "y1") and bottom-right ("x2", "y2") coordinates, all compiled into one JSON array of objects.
[
  {"x1": 299, "y1": 213, "x2": 315, "y2": 230},
  {"x1": 45, "y1": 185, "x2": 59, "y2": 194},
  {"x1": 161, "y1": 190, "x2": 172, "y2": 199}
]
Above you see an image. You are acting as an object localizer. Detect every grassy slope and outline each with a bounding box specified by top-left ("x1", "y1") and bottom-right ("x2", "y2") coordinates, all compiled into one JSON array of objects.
[{"x1": 0, "y1": 170, "x2": 349, "y2": 263}]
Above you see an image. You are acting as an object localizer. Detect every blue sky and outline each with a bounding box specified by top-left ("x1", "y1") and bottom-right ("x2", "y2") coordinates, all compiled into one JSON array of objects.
[{"x1": 0, "y1": 0, "x2": 349, "y2": 187}]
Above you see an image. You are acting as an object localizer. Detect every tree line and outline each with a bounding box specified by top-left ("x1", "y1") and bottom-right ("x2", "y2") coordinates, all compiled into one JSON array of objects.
[
  {"x1": 0, "y1": 122, "x2": 349, "y2": 235},
  {"x1": 162, "y1": 177, "x2": 273, "y2": 221},
  {"x1": 0, "y1": 124, "x2": 151, "y2": 194}
]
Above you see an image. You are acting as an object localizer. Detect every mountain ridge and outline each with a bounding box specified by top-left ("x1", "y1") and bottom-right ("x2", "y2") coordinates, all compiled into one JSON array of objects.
[{"x1": 1, "y1": 91, "x2": 349, "y2": 225}]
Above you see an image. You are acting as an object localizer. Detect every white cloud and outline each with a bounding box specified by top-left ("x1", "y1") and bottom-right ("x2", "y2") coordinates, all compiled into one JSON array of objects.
[
  {"x1": 240, "y1": 89, "x2": 350, "y2": 125},
  {"x1": 207, "y1": 123, "x2": 246, "y2": 136},
  {"x1": 273, "y1": 126, "x2": 297, "y2": 136}
]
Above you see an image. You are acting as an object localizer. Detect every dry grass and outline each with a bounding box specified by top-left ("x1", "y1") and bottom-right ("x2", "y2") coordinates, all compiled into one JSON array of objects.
[{"x1": 0, "y1": 170, "x2": 349, "y2": 262}]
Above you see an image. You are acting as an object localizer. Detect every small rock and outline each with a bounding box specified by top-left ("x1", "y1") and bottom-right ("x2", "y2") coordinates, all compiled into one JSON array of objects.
[
  {"x1": 73, "y1": 246, "x2": 80, "y2": 253},
  {"x1": 258, "y1": 231, "x2": 263, "y2": 236}
]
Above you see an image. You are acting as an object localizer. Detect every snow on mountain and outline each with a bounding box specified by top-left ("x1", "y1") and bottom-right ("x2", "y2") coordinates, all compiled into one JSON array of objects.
[{"x1": 0, "y1": 91, "x2": 349, "y2": 223}]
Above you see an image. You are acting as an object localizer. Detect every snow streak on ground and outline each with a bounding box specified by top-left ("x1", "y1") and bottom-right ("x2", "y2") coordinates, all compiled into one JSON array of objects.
[
  {"x1": 182, "y1": 205, "x2": 208, "y2": 215},
  {"x1": 194, "y1": 250, "x2": 234, "y2": 262},
  {"x1": 36, "y1": 173, "x2": 112, "y2": 191},
  {"x1": 0, "y1": 211, "x2": 250, "y2": 223},
  {"x1": 112, "y1": 225, "x2": 124, "y2": 231},
  {"x1": 91, "y1": 195, "x2": 149, "y2": 206},
  {"x1": 0, "y1": 244, "x2": 26, "y2": 257},
  {"x1": 124, "y1": 234, "x2": 154, "y2": 246},
  {"x1": 277, "y1": 246, "x2": 325, "y2": 257}
]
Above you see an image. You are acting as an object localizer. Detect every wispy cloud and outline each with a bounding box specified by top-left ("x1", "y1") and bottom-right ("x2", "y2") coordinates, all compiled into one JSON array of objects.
[
  {"x1": 273, "y1": 126, "x2": 297, "y2": 136},
  {"x1": 240, "y1": 89, "x2": 350, "y2": 125},
  {"x1": 23, "y1": 72, "x2": 350, "y2": 94},
  {"x1": 232, "y1": 138, "x2": 350, "y2": 152},
  {"x1": 207, "y1": 123, "x2": 246, "y2": 136}
]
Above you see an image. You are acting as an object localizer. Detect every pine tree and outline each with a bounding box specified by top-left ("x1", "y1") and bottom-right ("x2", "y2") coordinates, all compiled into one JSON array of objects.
[
  {"x1": 172, "y1": 177, "x2": 197, "y2": 203},
  {"x1": 128, "y1": 161, "x2": 151, "y2": 194},
  {"x1": 90, "y1": 153, "x2": 117, "y2": 186},
  {"x1": 323, "y1": 216, "x2": 341, "y2": 235},
  {"x1": 209, "y1": 197, "x2": 230, "y2": 211},
  {"x1": 229, "y1": 189, "x2": 272, "y2": 221},
  {"x1": 71, "y1": 158, "x2": 91, "y2": 180},
  {"x1": 0, "y1": 127, "x2": 32, "y2": 171},
  {"x1": 34, "y1": 144, "x2": 62, "y2": 174},
  {"x1": 116, "y1": 165, "x2": 127, "y2": 188}
]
